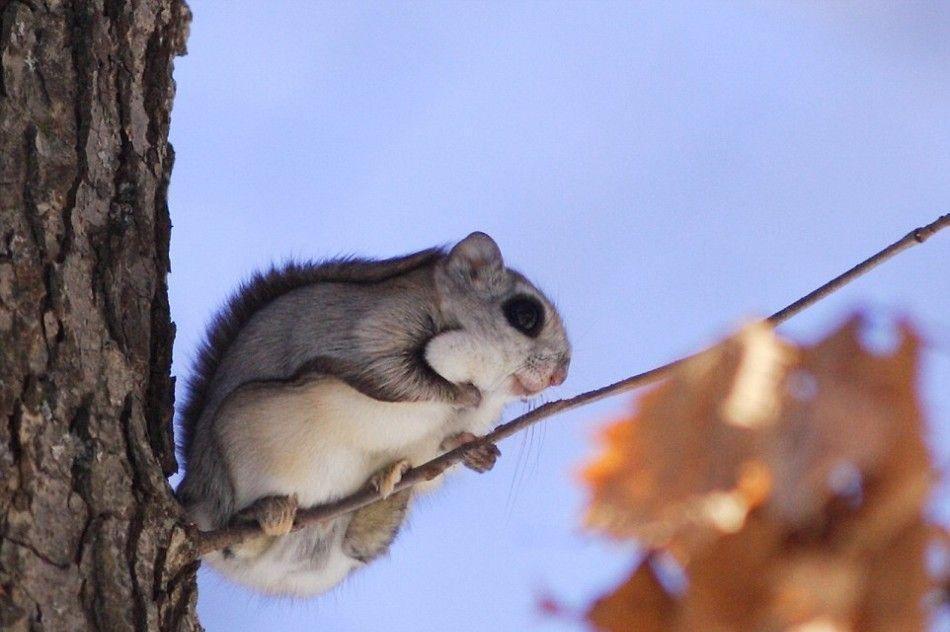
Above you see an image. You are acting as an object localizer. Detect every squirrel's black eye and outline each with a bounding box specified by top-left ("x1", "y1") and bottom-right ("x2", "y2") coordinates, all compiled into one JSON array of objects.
[{"x1": 502, "y1": 295, "x2": 544, "y2": 338}]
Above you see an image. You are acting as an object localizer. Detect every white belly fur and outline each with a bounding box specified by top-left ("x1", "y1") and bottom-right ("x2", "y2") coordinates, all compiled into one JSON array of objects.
[
  {"x1": 216, "y1": 377, "x2": 454, "y2": 508},
  {"x1": 207, "y1": 376, "x2": 509, "y2": 595}
]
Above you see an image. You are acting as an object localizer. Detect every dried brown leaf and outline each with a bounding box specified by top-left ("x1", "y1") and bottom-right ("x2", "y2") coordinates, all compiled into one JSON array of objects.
[
  {"x1": 854, "y1": 517, "x2": 933, "y2": 631},
  {"x1": 582, "y1": 324, "x2": 782, "y2": 547},
  {"x1": 765, "y1": 315, "x2": 929, "y2": 531},
  {"x1": 582, "y1": 314, "x2": 938, "y2": 631},
  {"x1": 588, "y1": 557, "x2": 678, "y2": 632}
]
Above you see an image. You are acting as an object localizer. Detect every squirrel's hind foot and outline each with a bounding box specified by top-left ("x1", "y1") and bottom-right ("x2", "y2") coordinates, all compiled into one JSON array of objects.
[
  {"x1": 235, "y1": 494, "x2": 299, "y2": 536},
  {"x1": 370, "y1": 459, "x2": 412, "y2": 498}
]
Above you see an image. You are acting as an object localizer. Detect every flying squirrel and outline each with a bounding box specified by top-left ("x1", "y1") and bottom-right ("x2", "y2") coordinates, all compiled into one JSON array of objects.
[{"x1": 176, "y1": 232, "x2": 571, "y2": 596}]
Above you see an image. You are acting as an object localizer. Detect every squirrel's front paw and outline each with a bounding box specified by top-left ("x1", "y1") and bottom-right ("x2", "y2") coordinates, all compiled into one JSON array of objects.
[
  {"x1": 370, "y1": 459, "x2": 412, "y2": 498},
  {"x1": 451, "y1": 382, "x2": 482, "y2": 408},
  {"x1": 236, "y1": 494, "x2": 299, "y2": 536},
  {"x1": 441, "y1": 432, "x2": 501, "y2": 473}
]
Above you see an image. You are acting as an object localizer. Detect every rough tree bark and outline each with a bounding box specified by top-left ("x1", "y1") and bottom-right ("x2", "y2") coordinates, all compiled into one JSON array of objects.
[{"x1": 0, "y1": 1, "x2": 195, "y2": 630}]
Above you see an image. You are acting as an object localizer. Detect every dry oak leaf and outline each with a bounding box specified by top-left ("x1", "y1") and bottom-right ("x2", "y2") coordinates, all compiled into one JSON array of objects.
[
  {"x1": 582, "y1": 315, "x2": 931, "y2": 553},
  {"x1": 587, "y1": 555, "x2": 678, "y2": 632},
  {"x1": 584, "y1": 315, "x2": 937, "y2": 631},
  {"x1": 765, "y1": 316, "x2": 930, "y2": 533},
  {"x1": 582, "y1": 321, "x2": 792, "y2": 550},
  {"x1": 676, "y1": 514, "x2": 934, "y2": 632}
]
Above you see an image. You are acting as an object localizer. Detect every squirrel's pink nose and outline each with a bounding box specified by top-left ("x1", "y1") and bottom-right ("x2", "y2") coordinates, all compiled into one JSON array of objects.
[{"x1": 548, "y1": 361, "x2": 569, "y2": 387}]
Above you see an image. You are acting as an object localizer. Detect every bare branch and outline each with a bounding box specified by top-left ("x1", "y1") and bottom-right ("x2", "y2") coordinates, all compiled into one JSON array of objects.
[{"x1": 192, "y1": 213, "x2": 949, "y2": 555}]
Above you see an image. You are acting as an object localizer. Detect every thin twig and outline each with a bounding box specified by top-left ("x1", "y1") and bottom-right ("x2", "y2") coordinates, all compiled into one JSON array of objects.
[{"x1": 193, "y1": 213, "x2": 949, "y2": 555}]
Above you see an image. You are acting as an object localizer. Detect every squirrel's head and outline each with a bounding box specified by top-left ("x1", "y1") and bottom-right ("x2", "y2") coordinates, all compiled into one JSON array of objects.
[{"x1": 427, "y1": 232, "x2": 571, "y2": 401}]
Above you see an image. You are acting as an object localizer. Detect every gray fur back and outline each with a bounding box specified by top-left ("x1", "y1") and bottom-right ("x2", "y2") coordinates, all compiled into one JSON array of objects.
[{"x1": 177, "y1": 248, "x2": 443, "y2": 463}]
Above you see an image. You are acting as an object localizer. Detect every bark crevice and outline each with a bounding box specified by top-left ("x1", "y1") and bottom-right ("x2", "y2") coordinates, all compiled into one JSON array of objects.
[{"x1": 1, "y1": 1, "x2": 195, "y2": 630}]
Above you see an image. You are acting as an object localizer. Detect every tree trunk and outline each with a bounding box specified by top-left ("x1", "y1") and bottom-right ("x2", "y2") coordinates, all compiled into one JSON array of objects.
[{"x1": 0, "y1": 1, "x2": 195, "y2": 630}]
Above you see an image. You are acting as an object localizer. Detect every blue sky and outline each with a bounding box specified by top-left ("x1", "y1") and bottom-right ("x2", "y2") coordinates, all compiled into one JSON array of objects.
[{"x1": 167, "y1": 2, "x2": 950, "y2": 630}]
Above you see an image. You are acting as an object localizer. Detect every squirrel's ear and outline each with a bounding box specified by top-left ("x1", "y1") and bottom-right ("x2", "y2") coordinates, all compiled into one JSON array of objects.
[{"x1": 446, "y1": 232, "x2": 505, "y2": 291}]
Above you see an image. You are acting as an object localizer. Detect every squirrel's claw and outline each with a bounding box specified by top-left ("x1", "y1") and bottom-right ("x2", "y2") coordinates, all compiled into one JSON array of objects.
[
  {"x1": 236, "y1": 494, "x2": 298, "y2": 537},
  {"x1": 441, "y1": 431, "x2": 500, "y2": 473},
  {"x1": 371, "y1": 459, "x2": 412, "y2": 498}
]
